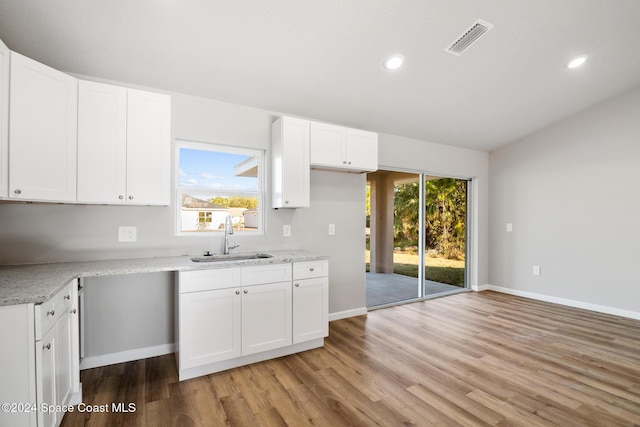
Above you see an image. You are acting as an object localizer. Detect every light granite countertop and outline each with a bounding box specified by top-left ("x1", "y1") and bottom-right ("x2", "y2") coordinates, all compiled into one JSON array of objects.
[{"x1": 0, "y1": 250, "x2": 328, "y2": 307}]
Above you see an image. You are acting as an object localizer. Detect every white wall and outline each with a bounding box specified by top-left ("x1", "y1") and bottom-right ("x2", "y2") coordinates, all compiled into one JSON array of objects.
[{"x1": 489, "y1": 85, "x2": 640, "y2": 316}]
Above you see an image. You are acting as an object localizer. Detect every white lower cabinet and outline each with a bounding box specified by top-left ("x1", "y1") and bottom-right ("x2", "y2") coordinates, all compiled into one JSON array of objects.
[
  {"x1": 36, "y1": 327, "x2": 57, "y2": 427},
  {"x1": 0, "y1": 281, "x2": 80, "y2": 427},
  {"x1": 241, "y1": 281, "x2": 292, "y2": 355},
  {"x1": 176, "y1": 260, "x2": 328, "y2": 381},
  {"x1": 35, "y1": 280, "x2": 79, "y2": 427},
  {"x1": 293, "y1": 260, "x2": 329, "y2": 343},
  {"x1": 179, "y1": 287, "x2": 242, "y2": 369}
]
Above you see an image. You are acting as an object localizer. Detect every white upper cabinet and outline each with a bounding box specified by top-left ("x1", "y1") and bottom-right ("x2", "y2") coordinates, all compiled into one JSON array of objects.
[
  {"x1": 309, "y1": 122, "x2": 346, "y2": 167},
  {"x1": 9, "y1": 52, "x2": 78, "y2": 202},
  {"x1": 345, "y1": 128, "x2": 378, "y2": 171},
  {"x1": 126, "y1": 89, "x2": 171, "y2": 205},
  {"x1": 310, "y1": 121, "x2": 378, "y2": 172},
  {"x1": 0, "y1": 37, "x2": 9, "y2": 198},
  {"x1": 77, "y1": 82, "x2": 170, "y2": 205},
  {"x1": 272, "y1": 116, "x2": 310, "y2": 208},
  {"x1": 77, "y1": 81, "x2": 127, "y2": 204}
]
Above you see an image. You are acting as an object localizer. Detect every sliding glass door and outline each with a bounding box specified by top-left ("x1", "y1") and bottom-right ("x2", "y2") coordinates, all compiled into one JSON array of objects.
[
  {"x1": 366, "y1": 170, "x2": 470, "y2": 308},
  {"x1": 423, "y1": 176, "x2": 468, "y2": 296}
]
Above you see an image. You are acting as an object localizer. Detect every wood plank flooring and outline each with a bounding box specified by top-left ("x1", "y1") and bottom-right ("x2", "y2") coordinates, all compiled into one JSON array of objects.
[{"x1": 61, "y1": 291, "x2": 640, "y2": 426}]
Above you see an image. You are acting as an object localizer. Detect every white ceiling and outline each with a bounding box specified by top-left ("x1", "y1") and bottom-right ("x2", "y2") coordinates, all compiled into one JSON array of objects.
[{"x1": 1, "y1": 0, "x2": 639, "y2": 152}]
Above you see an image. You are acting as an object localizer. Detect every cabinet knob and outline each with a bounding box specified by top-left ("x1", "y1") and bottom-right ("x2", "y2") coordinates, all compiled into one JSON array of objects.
[
  {"x1": 295, "y1": 283, "x2": 300, "y2": 287},
  {"x1": 47, "y1": 310, "x2": 55, "y2": 317},
  {"x1": 128, "y1": 195, "x2": 134, "y2": 200},
  {"x1": 348, "y1": 161, "x2": 352, "y2": 165},
  {"x1": 71, "y1": 308, "x2": 77, "y2": 314},
  {"x1": 243, "y1": 290, "x2": 249, "y2": 294},
  {"x1": 14, "y1": 189, "x2": 22, "y2": 194},
  {"x1": 119, "y1": 195, "x2": 124, "y2": 200},
  {"x1": 43, "y1": 343, "x2": 51, "y2": 350},
  {"x1": 343, "y1": 161, "x2": 347, "y2": 165},
  {"x1": 309, "y1": 267, "x2": 314, "y2": 271},
  {"x1": 235, "y1": 290, "x2": 240, "y2": 295},
  {"x1": 285, "y1": 200, "x2": 289, "y2": 204},
  {"x1": 64, "y1": 294, "x2": 71, "y2": 300}
]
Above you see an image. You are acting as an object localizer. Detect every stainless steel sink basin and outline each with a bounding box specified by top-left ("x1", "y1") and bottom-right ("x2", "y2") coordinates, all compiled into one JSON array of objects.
[{"x1": 190, "y1": 253, "x2": 273, "y2": 263}]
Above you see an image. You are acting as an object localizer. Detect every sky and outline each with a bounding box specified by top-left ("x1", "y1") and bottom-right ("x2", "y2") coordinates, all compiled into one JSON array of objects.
[{"x1": 178, "y1": 148, "x2": 259, "y2": 193}]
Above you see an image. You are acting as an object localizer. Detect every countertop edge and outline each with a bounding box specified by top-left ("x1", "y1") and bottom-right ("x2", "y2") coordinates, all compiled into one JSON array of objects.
[{"x1": 0, "y1": 251, "x2": 329, "y2": 307}]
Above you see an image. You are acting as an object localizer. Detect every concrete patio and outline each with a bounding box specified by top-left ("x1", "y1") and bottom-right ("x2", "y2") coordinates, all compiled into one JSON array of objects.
[{"x1": 366, "y1": 272, "x2": 464, "y2": 307}]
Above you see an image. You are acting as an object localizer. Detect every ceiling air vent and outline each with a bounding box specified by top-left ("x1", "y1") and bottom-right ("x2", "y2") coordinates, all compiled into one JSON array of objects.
[{"x1": 444, "y1": 19, "x2": 493, "y2": 56}]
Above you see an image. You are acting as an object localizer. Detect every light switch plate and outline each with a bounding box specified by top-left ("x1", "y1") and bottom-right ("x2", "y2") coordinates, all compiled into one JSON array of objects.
[
  {"x1": 328, "y1": 224, "x2": 335, "y2": 235},
  {"x1": 283, "y1": 224, "x2": 291, "y2": 237},
  {"x1": 533, "y1": 265, "x2": 541, "y2": 276},
  {"x1": 118, "y1": 226, "x2": 137, "y2": 242}
]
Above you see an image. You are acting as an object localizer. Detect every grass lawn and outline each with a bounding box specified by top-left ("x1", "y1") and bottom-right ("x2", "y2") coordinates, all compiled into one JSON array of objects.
[{"x1": 366, "y1": 250, "x2": 465, "y2": 287}]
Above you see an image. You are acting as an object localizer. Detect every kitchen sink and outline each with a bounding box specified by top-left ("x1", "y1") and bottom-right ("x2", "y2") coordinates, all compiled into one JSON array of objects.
[{"x1": 190, "y1": 253, "x2": 274, "y2": 263}]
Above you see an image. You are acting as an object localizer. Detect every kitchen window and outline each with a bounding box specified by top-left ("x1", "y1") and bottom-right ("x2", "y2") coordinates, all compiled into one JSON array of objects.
[{"x1": 176, "y1": 140, "x2": 264, "y2": 235}]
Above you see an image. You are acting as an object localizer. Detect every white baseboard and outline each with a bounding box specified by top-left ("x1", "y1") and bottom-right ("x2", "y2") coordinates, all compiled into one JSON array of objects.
[
  {"x1": 329, "y1": 307, "x2": 367, "y2": 322},
  {"x1": 80, "y1": 343, "x2": 175, "y2": 370},
  {"x1": 482, "y1": 285, "x2": 640, "y2": 321},
  {"x1": 472, "y1": 284, "x2": 490, "y2": 292}
]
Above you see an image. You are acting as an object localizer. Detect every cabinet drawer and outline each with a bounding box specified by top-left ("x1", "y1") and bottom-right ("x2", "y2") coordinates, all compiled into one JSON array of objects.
[
  {"x1": 242, "y1": 263, "x2": 292, "y2": 286},
  {"x1": 55, "y1": 281, "x2": 74, "y2": 314},
  {"x1": 179, "y1": 268, "x2": 242, "y2": 293},
  {"x1": 35, "y1": 281, "x2": 75, "y2": 340},
  {"x1": 293, "y1": 260, "x2": 328, "y2": 280}
]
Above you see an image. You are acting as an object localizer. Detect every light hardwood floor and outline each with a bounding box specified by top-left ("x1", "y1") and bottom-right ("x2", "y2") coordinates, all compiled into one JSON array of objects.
[{"x1": 61, "y1": 291, "x2": 640, "y2": 426}]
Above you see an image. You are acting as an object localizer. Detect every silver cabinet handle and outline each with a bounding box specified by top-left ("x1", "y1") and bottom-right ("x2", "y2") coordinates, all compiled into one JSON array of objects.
[
  {"x1": 64, "y1": 294, "x2": 71, "y2": 300},
  {"x1": 128, "y1": 195, "x2": 134, "y2": 200},
  {"x1": 243, "y1": 290, "x2": 248, "y2": 294},
  {"x1": 14, "y1": 189, "x2": 22, "y2": 194},
  {"x1": 47, "y1": 310, "x2": 55, "y2": 317},
  {"x1": 235, "y1": 290, "x2": 240, "y2": 295},
  {"x1": 295, "y1": 283, "x2": 300, "y2": 287},
  {"x1": 43, "y1": 343, "x2": 51, "y2": 350},
  {"x1": 285, "y1": 200, "x2": 289, "y2": 204},
  {"x1": 348, "y1": 161, "x2": 352, "y2": 165},
  {"x1": 342, "y1": 161, "x2": 347, "y2": 164},
  {"x1": 309, "y1": 267, "x2": 314, "y2": 272},
  {"x1": 71, "y1": 309, "x2": 77, "y2": 314},
  {"x1": 119, "y1": 195, "x2": 124, "y2": 200}
]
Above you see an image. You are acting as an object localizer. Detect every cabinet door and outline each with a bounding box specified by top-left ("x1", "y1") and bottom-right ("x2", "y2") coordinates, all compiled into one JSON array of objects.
[
  {"x1": 126, "y1": 89, "x2": 171, "y2": 205},
  {"x1": 345, "y1": 128, "x2": 378, "y2": 172},
  {"x1": 0, "y1": 37, "x2": 9, "y2": 198},
  {"x1": 272, "y1": 116, "x2": 309, "y2": 208},
  {"x1": 77, "y1": 81, "x2": 127, "y2": 203},
  {"x1": 55, "y1": 308, "x2": 74, "y2": 407},
  {"x1": 293, "y1": 277, "x2": 328, "y2": 344},
  {"x1": 309, "y1": 121, "x2": 346, "y2": 168},
  {"x1": 36, "y1": 327, "x2": 57, "y2": 427},
  {"x1": 9, "y1": 52, "x2": 77, "y2": 202},
  {"x1": 179, "y1": 288, "x2": 241, "y2": 368},
  {"x1": 241, "y1": 281, "x2": 292, "y2": 355}
]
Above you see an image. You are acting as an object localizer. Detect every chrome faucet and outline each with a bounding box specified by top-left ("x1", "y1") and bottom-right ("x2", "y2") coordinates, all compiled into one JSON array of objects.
[{"x1": 223, "y1": 214, "x2": 239, "y2": 255}]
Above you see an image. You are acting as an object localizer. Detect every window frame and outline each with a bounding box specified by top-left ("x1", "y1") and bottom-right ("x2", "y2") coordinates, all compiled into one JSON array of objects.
[{"x1": 175, "y1": 139, "x2": 265, "y2": 236}]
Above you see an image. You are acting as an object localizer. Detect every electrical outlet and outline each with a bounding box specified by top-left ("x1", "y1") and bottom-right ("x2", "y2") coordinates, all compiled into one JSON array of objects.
[
  {"x1": 328, "y1": 224, "x2": 335, "y2": 235},
  {"x1": 506, "y1": 223, "x2": 513, "y2": 232},
  {"x1": 533, "y1": 266, "x2": 541, "y2": 276},
  {"x1": 283, "y1": 224, "x2": 291, "y2": 237},
  {"x1": 118, "y1": 226, "x2": 137, "y2": 242}
]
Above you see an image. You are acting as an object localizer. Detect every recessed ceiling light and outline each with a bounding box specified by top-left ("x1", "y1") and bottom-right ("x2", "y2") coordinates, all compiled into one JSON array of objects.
[
  {"x1": 384, "y1": 54, "x2": 405, "y2": 70},
  {"x1": 567, "y1": 55, "x2": 588, "y2": 69}
]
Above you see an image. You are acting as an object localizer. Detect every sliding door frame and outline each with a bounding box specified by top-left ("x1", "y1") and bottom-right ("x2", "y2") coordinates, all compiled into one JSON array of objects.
[{"x1": 368, "y1": 165, "x2": 474, "y2": 309}]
